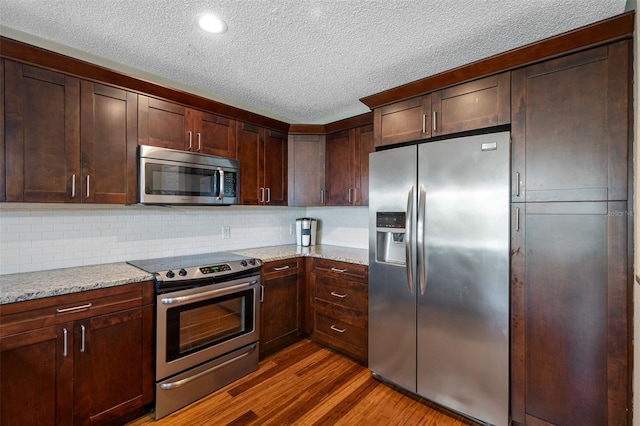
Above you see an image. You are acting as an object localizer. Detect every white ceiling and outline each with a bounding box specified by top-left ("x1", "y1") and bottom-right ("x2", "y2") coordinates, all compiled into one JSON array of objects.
[{"x1": 0, "y1": 0, "x2": 632, "y2": 125}]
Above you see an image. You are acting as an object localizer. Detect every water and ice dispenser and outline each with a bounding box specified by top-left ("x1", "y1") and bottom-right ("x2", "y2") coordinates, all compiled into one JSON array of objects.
[{"x1": 375, "y1": 212, "x2": 406, "y2": 265}]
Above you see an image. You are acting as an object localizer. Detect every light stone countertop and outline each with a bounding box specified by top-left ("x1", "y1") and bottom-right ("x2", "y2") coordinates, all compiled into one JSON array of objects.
[
  {"x1": 230, "y1": 244, "x2": 369, "y2": 265},
  {"x1": 0, "y1": 262, "x2": 154, "y2": 305},
  {"x1": 0, "y1": 244, "x2": 368, "y2": 305}
]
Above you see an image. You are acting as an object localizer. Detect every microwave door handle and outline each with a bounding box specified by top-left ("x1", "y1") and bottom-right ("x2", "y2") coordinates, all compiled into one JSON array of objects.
[{"x1": 217, "y1": 168, "x2": 224, "y2": 200}]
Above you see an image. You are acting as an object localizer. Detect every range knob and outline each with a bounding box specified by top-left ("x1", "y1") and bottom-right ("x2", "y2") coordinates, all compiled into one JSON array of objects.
[
  {"x1": 249, "y1": 259, "x2": 256, "y2": 266},
  {"x1": 240, "y1": 260, "x2": 248, "y2": 267},
  {"x1": 179, "y1": 268, "x2": 187, "y2": 277},
  {"x1": 166, "y1": 270, "x2": 175, "y2": 279}
]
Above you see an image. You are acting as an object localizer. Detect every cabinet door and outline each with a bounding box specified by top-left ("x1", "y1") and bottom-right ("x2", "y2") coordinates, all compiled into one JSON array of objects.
[
  {"x1": 1, "y1": 60, "x2": 5, "y2": 201},
  {"x1": 0, "y1": 324, "x2": 73, "y2": 425},
  {"x1": 73, "y1": 306, "x2": 153, "y2": 425},
  {"x1": 193, "y1": 110, "x2": 237, "y2": 158},
  {"x1": 431, "y1": 72, "x2": 510, "y2": 136},
  {"x1": 288, "y1": 134, "x2": 326, "y2": 206},
  {"x1": 5, "y1": 61, "x2": 80, "y2": 202},
  {"x1": 138, "y1": 95, "x2": 189, "y2": 151},
  {"x1": 260, "y1": 259, "x2": 302, "y2": 358},
  {"x1": 264, "y1": 130, "x2": 287, "y2": 206},
  {"x1": 355, "y1": 124, "x2": 374, "y2": 206},
  {"x1": 511, "y1": 202, "x2": 628, "y2": 426},
  {"x1": 374, "y1": 95, "x2": 430, "y2": 147},
  {"x1": 511, "y1": 41, "x2": 629, "y2": 202},
  {"x1": 325, "y1": 129, "x2": 355, "y2": 206},
  {"x1": 237, "y1": 122, "x2": 264, "y2": 205},
  {"x1": 81, "y1": 82, "x2": 138, "y2": 204}
]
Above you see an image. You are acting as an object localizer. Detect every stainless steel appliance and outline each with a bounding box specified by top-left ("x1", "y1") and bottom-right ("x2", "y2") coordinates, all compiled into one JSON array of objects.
[
  {"x1": 368, "y1": 131, "x2": 510, "y2": 426},
  {"x1": 128, "y1": 252, "x2": 262, "y2": 419},
  {"x1": 295, "y1": 217, "x2": 317, "y2": 246},
  {"x1": 138, "y1": 145, "x2": 239, "y2": 205}
]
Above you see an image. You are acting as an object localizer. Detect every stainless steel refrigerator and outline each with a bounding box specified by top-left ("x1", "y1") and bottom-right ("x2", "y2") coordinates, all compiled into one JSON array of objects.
[{"x1": 368, "y1": 131, "x2": 510, "y2": 426}]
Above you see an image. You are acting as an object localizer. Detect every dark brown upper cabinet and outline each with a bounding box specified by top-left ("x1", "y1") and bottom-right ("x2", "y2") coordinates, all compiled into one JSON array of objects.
[
  {"x1": 237, "y1": 122, "x2": 287, "y2": 206},
  {"x1": 431, "y1": 72, "x2": 510, "y2": 137},
  {"x1": 5, "y1": 61, "x2": 137, "y2": 204},
  {"x1": 325, "y1": 124, "x2": 373, "y2": 206},
  {"x1": 81, "y1": 81, "x2": 138, "y2": 204},
  {"x1": 511, "y1": 40, "x2": 629, "y2": 203},
  {"x1": 374, "y1": 72, "x2": 510, "y2": 148},
  {"x1": 5, "y1": 60, "x2": 81, "y2": 202},
  {"x1": 288, "y1": 134, "x2": 326, "y2": 206},
  {"x1": 374, "y1": 95, "x2": 431, "y2": 148},
  {"x1": 138, "y1": 95, "x2": 237, "y2": 158}
]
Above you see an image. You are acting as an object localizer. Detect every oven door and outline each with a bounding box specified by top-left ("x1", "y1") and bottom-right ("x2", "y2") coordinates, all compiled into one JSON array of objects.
[{"x1": 156, "y1": 275, "x2": 260, "y2": 380}]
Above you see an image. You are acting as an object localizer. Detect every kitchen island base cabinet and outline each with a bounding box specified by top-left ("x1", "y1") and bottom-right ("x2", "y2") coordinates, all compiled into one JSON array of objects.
[
  {"x1": 0, "y1": 282, "x2": 154, "y2": 426},
  {"x1": 260, "y1": 258, "x2": 303, "y2": 359},
  {"x1": 309, "y1": 259, "x2": 368, "y2": 364}
]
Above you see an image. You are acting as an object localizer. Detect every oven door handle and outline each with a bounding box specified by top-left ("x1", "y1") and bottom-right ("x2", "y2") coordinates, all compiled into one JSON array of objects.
[
  {"x1": 159, "y1": 343, "x2": 258, "y2": 390},
  {"x1": 160, "y1": 280, "x2": 257, "y2": 305}
]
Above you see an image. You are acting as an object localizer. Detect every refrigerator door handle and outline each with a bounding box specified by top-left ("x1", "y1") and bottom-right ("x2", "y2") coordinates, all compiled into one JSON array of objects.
[
  {"x1": 417, "y1": 185, "x2": 427, "y2": 295},
  {"x1": 405, "y1": 186, "x2": 415, "y2": 294}
]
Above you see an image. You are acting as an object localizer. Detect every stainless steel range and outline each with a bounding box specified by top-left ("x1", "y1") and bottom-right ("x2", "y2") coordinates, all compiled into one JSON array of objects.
[{"x1": 128, "y1": 252, "x2": 263, "y2": 419}]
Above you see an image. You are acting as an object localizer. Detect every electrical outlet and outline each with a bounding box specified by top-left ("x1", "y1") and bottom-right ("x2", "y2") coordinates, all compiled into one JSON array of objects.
[
  {"x1": 222, "y1": 226, "x2": 230, "y2": 239},
  {"x1": 290, "y1": 223, "x2": 295, "y2": 235}
]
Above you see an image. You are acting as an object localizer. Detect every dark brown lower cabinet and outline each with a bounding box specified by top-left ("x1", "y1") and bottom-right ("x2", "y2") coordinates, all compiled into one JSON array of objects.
[
  {"x1": 0, "y1": 324, "x2": 73, "y2": 425},
  {"x1": 260, "y1": 258, "x2": 303, "y2": 358},
  {"x1": 511, "y1": 202, "x2": 629, "y2": 426},
  {"x1": 0, "y1": 282, "x2": 154, "y2": 426},
  {"x1": 73, "y1": 306, "x2": 154, "y2": 425},
  {"x1": 309, "y1": 259, "x2": 368, "y2": 364}
]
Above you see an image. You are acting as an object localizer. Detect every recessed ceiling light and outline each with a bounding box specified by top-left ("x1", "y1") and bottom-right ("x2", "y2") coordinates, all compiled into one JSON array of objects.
[{"x1": 198, "y1": 13, "x2": 227, "y2": 34}]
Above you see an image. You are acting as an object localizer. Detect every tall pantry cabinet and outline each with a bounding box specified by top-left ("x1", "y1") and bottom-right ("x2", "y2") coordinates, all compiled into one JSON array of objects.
[{"x1": 510, "y1": 40, "x2": 631, "y2": 426}]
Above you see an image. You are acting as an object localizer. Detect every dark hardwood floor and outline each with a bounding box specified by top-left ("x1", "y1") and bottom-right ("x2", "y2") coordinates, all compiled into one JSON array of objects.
[{"x1": 127, "y1": 340, "x2": 477, "y2": 425}]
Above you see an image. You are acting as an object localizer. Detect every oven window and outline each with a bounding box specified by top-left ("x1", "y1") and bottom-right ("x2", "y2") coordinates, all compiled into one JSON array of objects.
[{"x1": 165, "y1": 289, "x2": 254, "y2": 362}]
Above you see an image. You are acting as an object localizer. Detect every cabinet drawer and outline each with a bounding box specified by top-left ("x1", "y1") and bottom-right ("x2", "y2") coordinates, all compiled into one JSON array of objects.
[
  {"x1": 314, "y1": 259, "x2": 367, "y2": 283},
  {"x1": 314, "y1": 311, "x2": 366, "y2": 353},
  {"x1": 315, "y1": 280, "x2": 366, "y2": 312},
  {"x1": 0, "y1": 281, "x2": 154, "y2": 337},
  {"x1": 262, "y1": 258, "x2": 300, "y2": 278}
]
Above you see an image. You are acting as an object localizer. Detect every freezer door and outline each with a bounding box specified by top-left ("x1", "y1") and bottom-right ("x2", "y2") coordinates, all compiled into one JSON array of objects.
[
  {"x1": 368, "y1": 145, "x2": 417, "y2": 392},
  {"x1": 416, "y1": 132, "x2": 510, "y2": 426}
]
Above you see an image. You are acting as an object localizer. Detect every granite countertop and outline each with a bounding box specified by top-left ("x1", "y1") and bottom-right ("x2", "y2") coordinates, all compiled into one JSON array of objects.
[
  {"x1": 0, "y1": 263, "x2": 154, "y2": 305},
  {"x1": 0, "y1": 244, "x2": 368, "y2": 305},
  {"x1": 230, "y1": 244, "x2": 368, "y2": 265}
]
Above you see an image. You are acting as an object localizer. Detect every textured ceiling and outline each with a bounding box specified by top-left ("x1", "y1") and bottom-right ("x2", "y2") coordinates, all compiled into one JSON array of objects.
[{"x1": 0, "y1": 0, "x2": 631, "y2": 124}]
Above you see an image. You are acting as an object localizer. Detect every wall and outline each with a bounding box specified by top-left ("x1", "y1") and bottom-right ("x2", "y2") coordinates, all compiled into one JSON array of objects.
[
  {"x1": 0, "y1": 204, "x2": 369, "y2": 275},
  {"x1": 305, "y1": 206, "x2": 369, "y2": 249}
]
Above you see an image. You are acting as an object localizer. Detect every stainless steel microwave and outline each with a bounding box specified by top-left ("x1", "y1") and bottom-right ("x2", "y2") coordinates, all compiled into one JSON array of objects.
[{"x1": 138, "y1": 145, "x2": 239, "y2": 206}]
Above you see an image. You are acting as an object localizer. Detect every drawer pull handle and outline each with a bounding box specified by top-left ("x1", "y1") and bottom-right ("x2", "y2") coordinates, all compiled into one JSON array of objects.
[
  {"x1": 330, "y1": 291, "x2": 347, "y2": 299},
  {"x1": 330, "y1": 267, "x2": 347, "y2": 273},
  {"x1": 80, "y1": 325, "x2": 86, "y2": 353},
  {"x1": 273, "y1": 265, "x2": 290, "y2": 271},
  {"x1": 62, "y1": 328, "x2": 68, "y2": 357},
  {"x1": 56, "y1": 303, "x2": 92, "y2": 313},
  {"x1": 330, "y1": 325, "x2": 346, "y2": 333}
]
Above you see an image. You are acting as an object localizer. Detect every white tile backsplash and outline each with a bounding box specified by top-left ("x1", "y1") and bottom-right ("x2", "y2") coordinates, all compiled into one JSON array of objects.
[{"x1": 0, "y1": 203, "x2": 369, "y2": 275}]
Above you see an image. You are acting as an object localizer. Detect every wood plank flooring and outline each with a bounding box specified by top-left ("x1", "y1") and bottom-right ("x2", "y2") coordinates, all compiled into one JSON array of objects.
[{"x1": 127, "y1": 340, "x2": 478, "y2": 426}]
